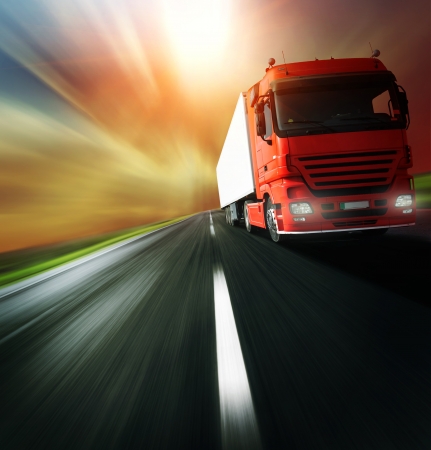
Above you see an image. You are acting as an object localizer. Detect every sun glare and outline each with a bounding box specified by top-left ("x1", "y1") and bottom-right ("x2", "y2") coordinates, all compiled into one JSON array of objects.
[{"x1": 163, "y1": 0, "x2": 231, "y2": 67}]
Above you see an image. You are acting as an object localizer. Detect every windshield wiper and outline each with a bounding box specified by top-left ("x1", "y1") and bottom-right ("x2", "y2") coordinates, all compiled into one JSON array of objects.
[
  {"x1": 338, "y1": 115, "x2": 389, "y2": 124},
  {"x1": 284, "y1": 120, "x2": 337, "y2": 133}
]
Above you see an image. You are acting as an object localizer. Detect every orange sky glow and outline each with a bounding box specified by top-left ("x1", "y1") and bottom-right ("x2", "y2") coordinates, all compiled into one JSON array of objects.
[{"x1": 0, "y1": 0, "x2": 429, "y2": 252}]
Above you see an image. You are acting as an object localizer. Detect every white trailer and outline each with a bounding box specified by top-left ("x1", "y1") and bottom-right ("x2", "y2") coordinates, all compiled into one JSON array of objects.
[{"x1": 216, "y1": 93, "x2": 255, "y2": 224}]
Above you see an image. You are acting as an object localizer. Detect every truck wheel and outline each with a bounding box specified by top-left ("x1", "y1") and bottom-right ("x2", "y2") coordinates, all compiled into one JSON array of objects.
[
  {"x1": 225, "y1": 208, "x2": 230, "y2": 225},
  {"x1": 244, "y1": 201, "x2": 255, "y2": 233},
  {"x1": 265, "y1": 198, "x2": 287, "y2": 243},
  {"x1": 230, "y1": 206, "x2": 238, "y2": 226}
]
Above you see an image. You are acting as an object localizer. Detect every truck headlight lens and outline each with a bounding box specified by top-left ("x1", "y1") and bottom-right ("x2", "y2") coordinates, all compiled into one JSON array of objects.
[
  {"x1": 290, "y1": 202, "x2": 313, "y2": 214},
  {"x1": 395, "y1": 195, "x2": 413, "y2": 207}
]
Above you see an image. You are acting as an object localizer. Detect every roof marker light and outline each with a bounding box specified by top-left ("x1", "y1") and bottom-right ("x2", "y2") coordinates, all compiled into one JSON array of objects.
[{"x1": 266, "y1": 58, "x2": 276, "y2": 73}]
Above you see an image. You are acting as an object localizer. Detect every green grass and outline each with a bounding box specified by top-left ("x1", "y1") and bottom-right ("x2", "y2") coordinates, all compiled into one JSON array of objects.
[
  {"x1": 0, "y1": 215, "x2": 193, "y2": 289},
  {"x1": 414, "y1": 172, "x2": 431, "y2": 208}
]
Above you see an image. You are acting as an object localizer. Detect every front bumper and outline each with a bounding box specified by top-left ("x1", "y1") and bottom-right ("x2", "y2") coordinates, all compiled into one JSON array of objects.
[{"x1": 271, "y1": 175, "x2": 416, "y2": 234}]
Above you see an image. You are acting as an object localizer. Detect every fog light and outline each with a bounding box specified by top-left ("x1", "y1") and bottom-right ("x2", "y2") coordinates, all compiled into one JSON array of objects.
[
  {"x1": 395, "y1": 195, "x2": 412, "y2": 207},
  {"x1": 293, "y1": 217, "x2": 306, "y2": 222},
  {"x1": 403, "y1": 209, "x2": 413, "y2": 214},
  {"x1": 290, "y1": 203, "x2": 313, "y2": 214}
]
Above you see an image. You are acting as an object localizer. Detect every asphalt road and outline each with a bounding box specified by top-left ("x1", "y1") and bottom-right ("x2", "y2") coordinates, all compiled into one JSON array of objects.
[{"x1": 0, "y1": 211, "x2": 430, "y2": 450}]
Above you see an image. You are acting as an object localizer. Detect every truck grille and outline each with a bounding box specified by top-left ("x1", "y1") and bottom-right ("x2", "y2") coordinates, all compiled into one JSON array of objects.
[{"x1": 293, "y1": 150, "x2": 399, "y2": 191}]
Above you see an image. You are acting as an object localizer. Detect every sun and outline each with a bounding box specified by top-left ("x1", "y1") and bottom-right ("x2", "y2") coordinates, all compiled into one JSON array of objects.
[{"x1": 162, "y1": 0, "x2": 231, "y2": 67}]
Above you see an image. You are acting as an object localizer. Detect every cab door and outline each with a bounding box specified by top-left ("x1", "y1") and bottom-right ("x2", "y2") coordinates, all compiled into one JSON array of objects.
[{"x1": 256, "y1": 100, "x2": 276, "y2": 183}]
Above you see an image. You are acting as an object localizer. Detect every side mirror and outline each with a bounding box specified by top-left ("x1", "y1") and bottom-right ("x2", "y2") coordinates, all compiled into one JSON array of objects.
[
  {"x1": 396, "y1": 85, "x2": 410, "y2": 129},
  {"x1": 255, "y1": 101, "x2": 266, "y2": 136},
  {"x1": 398, "y1": 91, "x2": 409, "y2": 117}
]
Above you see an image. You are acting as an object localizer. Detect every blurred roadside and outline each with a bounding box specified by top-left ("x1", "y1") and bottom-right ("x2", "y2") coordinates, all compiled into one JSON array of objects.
[
  {"x1": 415, "y1": 172, "x2": 431, "y2": 209},
  {"x1": 0, "y1": 172, "x2": 429, "y2": 289},
  {"x1": 0, "y1": 216, "x2": 192, "y2": 288}
]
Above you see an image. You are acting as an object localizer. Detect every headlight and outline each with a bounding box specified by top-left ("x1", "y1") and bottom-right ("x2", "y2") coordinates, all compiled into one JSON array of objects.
[
  {"x1": 290, "y1": 202, "x2": 313, "y2": 214},
  {"x1": 395, "y1": 195, "x2": 413, "y2": 207}
]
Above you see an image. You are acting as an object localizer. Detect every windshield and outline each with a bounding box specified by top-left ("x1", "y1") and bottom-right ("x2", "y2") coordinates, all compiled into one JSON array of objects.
[{"x1": 273, "y1": 75, "x2": 404, "y2": 137}]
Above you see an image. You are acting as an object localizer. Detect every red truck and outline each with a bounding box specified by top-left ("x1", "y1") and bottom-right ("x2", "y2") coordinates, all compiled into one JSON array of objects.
[{"x1": 216, "y1": 53, "x2": 415, "y2": 242}]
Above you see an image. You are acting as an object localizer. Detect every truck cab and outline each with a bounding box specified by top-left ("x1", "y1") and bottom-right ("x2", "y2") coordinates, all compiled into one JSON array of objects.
[{"x1": 217, "y1": 57, "x2": 415, "y2": 242}]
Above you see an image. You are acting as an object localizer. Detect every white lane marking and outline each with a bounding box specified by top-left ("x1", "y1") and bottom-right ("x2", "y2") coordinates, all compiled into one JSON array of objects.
[
  {"x1": 210, "y1": 212, "x2": 215, "y2": 236},
  {"x1": 213, "y1": 266, "x2": 261, "y2": 449},
  {"x1": 0, "y1": 216, "x2": 192, "y2": 299}
]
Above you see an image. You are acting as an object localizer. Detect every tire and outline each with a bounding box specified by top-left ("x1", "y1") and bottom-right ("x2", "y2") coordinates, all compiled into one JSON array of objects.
[
  {"x1": 265, "y1": 197, "x2": 288, "y2": 242},
  {"x1": 229, "y1": 205, "x2": 237, "y2": 226},
  {"x1": 244, "y1": 201, "x2": 255, "y2": 233},
  {"x1": 225, "y1": 204, "x2": 239, "y2": 227},
  {"x1": 361, "y1": 228, "x2": 388, "y2": 236}
]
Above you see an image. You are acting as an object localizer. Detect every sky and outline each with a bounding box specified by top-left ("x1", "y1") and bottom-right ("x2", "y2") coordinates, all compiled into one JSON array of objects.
[{"x1": 0, "y1": 0, "x2": 429, "y2": 252}]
